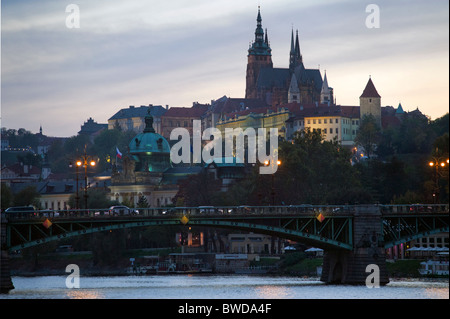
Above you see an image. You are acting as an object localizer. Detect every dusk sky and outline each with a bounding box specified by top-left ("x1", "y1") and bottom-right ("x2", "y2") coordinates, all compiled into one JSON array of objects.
[{"x1": 1, "y1": 0, "x2": 449, "y2": 137}]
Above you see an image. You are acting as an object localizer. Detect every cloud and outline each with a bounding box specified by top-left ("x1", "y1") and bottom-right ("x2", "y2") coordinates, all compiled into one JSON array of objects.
[{"x1": 1, "y1": 0, "x2": 448, "y2": 137}]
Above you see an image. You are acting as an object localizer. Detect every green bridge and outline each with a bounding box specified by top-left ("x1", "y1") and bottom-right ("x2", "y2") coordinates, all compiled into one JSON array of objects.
[{"x1": 1, "y1": 204, "x2": 448, "y2": 292}]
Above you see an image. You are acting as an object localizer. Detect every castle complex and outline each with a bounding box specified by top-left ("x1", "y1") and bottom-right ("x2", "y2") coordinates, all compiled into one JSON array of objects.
[{"x1": 245, "y1": 7, "x2": 332, "y2": 106}]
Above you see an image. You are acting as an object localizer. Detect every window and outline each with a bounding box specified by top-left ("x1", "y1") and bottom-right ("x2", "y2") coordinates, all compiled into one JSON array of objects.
[
  {"x1": 313, "y1": 119, "x2": 316, "y2": 124},
  {"x1": 318, "y1": 119, "x2": 321, "y2": 124},
  {"x1": 336, "y1": 128, "x2": 339, "y2": 135},
  {"x1": 369, "y1": 98, "x2": 372, "y2": 103},
  {"x1": 335, "y1": 119, "x2": 338, "y2": 123},
  {"x1": 324, "y1": 128, "x2": 327, "y2": 134},
  {"x1": 307, "y1": 120, "x2": 310, "y2": 124},
  {"x1": 330, "y1": 128, "x2": 333, "y2": 134},
  {"x1": 324, "y1": 119, "x2": 327, "y2": 124}
]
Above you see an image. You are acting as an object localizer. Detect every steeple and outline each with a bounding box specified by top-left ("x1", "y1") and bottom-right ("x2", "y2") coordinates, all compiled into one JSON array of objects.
[
  {"x1": 295, "y1": 30, "x2": 302, "y2": 64},
  {"x1": 289, "y1": 29, "x2": 296, "y2": 71},
  {"x1": 248, "y1": 7, "x2": 271, "y2": 57},
  {"x1": 246, "y1": 7, "x2": 273, "y2": 99},
  {"x1": 320, "y1": 71, "x2": 332, "y2": 104},
  {"x1": 289, "y1": 29, "x2": 303, "y2": 71}
]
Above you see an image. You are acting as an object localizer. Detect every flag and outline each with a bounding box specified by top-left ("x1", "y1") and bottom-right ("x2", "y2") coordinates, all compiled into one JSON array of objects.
[
  {"x1": 316, "y1": 213, "x2": 325, "y2": 223},
  {"x1": 42, "y1": 218, "x2": 52, "y2": 229},
  {"x1": 116, "y1": 147, "x2": 122, "y2": 159}
]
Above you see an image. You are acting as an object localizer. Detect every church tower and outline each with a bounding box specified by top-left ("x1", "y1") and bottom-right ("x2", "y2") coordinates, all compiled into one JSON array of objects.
[
  {"x1": 289, "y1": 29, "x2": 303, "y2": 72},
  {"x1": 359, "y1": 77, "x2": 381, "y2": 127},
  {"x1": 320, "y1": 71, "x2": 333, "y2": 104},
  {"x1": 245, "y1": 7, "x2": 273, "y2": 99}
]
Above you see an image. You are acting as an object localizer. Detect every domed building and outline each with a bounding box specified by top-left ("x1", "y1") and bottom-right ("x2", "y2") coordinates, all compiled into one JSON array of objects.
[{"x1": 110, "y1": 110, "x2": 201, "y2": 207}]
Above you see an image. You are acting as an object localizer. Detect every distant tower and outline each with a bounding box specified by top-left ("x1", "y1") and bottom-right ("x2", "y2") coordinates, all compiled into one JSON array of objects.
[
  {"x1": 289, "y1": 29, "x2": 303, "y2": 72},
  {"x1": 288, "y1": 73, "x2": 300, "y2": 103},
  {"x1": 245, "y1": 7, "x2": 273, "y2": 99},
  {"x1": 359, "y1": 77, "x2": 381, "y2": 127},
  {"x1": 320, "y1": 71, "x2": 333, "y2": 104}
]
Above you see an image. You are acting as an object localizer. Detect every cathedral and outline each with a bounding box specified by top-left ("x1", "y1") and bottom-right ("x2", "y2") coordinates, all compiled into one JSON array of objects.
[{"x1": 245, "y1": 8, "x2": 333, "y2": 106}]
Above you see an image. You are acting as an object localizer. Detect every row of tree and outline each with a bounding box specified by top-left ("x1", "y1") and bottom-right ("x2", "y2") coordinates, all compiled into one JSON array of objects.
[{"x1": 175, "y1": 113, "x2": 449, "y2": 206}]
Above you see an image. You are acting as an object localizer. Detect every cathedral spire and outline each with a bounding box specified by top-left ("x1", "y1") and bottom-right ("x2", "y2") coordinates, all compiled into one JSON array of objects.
[
  {"x1": 289, "y1": 28, "x2": 296, "y2": 71},
  {"x1": 295, "y1": 30, "x2": 302, "y2": 64}
]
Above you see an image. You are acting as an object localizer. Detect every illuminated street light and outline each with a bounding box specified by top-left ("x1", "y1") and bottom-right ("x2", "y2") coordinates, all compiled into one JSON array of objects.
[
  {"x1": 428, "y1": 149, "x2": 449, "y2": 204},
  {"x1": 264, "y1": 159, "x2": 282, "y2": 206},
  {"x1": 76, "y1": 147, "x2": 98, "y2": 210}
]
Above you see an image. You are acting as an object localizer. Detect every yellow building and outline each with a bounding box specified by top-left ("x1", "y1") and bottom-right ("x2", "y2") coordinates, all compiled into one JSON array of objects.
[{"x1": 215, "y1": 105, "x2": 290, "y2": 139}]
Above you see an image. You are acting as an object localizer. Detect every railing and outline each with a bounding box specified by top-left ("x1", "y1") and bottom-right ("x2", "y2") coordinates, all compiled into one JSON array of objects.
[
  {"x1": 379, "y1": 204, "x2": 449, "y2": 214},
  {"x1": 3, "y1": 205, "x2": 359, "y2": 221},
  {"x1": 4, "y1": 204, "x2": 448, "y2": 221}
]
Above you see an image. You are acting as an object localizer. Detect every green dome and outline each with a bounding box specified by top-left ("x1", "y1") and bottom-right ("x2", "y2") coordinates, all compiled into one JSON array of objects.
[
  {"x1": 129, "y1": 132, "x2": 171, "y2": 154},
  {"x1": 128, "y1": 110, "x2": 172, "y2": 173}
]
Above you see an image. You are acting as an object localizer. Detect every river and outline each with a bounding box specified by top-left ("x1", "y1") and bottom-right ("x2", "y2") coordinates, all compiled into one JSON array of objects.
[{"x1": 0, "y1": 275, "x2": 448, "y2": 299}]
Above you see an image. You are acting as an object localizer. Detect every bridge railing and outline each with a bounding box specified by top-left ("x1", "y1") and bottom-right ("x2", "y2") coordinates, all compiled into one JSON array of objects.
[
  {"x1": 7, "y1": 204, "x2": 446, "y2": 221},
  {"x1": 3, "y1": 205, "x2": 359, "y2": 221},
  {"x1": 380, "y1": 204, "x2": 449, "y2": 214}
]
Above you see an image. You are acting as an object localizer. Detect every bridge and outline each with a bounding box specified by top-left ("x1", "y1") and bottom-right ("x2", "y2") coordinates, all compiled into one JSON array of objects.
[{"x1": 1, "y1": 204, "x2": 448, "y2": 292}]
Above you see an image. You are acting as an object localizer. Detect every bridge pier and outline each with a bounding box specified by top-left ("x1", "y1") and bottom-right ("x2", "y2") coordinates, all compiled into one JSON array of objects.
[
  {"x1": 1, "y1": 213, "x2": 14, "y2": 294},
  {"x1": 0, "y1": 250, "x2": 14, "y2": 294},
  {"x1": 320, "y1": 205, "x2": 389, "y2": 285}
]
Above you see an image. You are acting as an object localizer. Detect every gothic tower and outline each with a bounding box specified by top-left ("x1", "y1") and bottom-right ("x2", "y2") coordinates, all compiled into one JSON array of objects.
[
  {"x1": 245, "y1": 7, "x2": 273, "y2": 99},
  {"x1": 360, "y1": 77, "x2": 381, "y2": 127},
  {"x1": 320, "y1": 71, "x2": 333, "y2": 104},
  {"x1": 289, "y1": 29, "x2": 303, "y2": 72}
]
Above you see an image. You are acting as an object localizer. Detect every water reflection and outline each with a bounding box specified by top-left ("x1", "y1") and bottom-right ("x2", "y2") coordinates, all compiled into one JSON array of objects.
[
  {"x1": 255, "y1": 285, "x2": 291, "y2": 299},
  {"x1": 65, "y1": 289, "x2": 104, "y2": 299}
]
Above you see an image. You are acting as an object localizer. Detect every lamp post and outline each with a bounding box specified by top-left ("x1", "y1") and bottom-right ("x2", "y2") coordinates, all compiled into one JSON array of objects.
[
  {"x1": 264, "y1": 159, "x2": 281, "y2": 206},
  {"x1": 77, "y1": 149, "x2": 97, "y2": 209},
  {"x1": 69, "y1": 162, "x2": 81, "y2": 210},
  {"x1": 428, "y1": 153, "x2": 449, "y2": 204}
]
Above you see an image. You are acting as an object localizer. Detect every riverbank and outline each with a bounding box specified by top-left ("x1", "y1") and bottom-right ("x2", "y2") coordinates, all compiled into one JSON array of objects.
[{"x1": 8, "y1": 251, "x2": 442, "y2": 279}]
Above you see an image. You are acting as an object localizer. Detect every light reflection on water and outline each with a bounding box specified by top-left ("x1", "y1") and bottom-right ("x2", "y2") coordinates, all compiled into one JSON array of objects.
[{"x1": 1, "y1": 275, "x2": 448, "y2": 299}]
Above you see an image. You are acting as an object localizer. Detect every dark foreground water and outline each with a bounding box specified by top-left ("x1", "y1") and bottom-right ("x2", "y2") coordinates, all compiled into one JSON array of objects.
[{"x1": 1, "y1": 275, "x2": 448, "y2": 299}]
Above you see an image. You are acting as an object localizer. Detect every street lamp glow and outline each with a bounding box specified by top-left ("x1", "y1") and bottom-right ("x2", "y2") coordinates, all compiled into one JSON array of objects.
[
  {"x1": 90, "y1": 160, "x2": 96, "y2": 166},
  {"x1": 277, "y1": 160, "x2": 281, "y2": 166},
  {"x1": 76, "y1": 160, "x2": 82, "y2": 166}
]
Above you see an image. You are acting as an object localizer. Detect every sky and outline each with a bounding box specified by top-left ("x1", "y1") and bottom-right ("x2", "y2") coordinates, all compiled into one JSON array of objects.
[{"x1": 1, "y1": 0, "x2": 449, "y2": 137}]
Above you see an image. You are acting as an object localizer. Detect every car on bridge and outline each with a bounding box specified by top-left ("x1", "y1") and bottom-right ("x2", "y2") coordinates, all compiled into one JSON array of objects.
[
  {"x1": 108, "y1": 206, "x2": 139, "y2": 216},
  {"x1": 5, "y1": 206, "x2": 37, "y2": 219}
]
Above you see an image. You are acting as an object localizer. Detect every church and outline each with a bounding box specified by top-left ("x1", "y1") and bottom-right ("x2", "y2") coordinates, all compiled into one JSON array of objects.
[{"x1": 245, "y1": 7, "x2": 333, "y2": 107}]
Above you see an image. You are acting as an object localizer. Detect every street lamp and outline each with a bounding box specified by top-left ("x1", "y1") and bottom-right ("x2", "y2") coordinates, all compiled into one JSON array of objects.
[
  {"x1": 264, "y1": 159, "x2": 281, "y2": 206},
  {"x1": 69, "y1": 161, "x2": 81, "y2": 209},
  {"x1": 77, "y1": 149, "x2": 97, "y2": 209},
  {"x1": 428, "y1": 153, "x2": 449, "y2": 204}
]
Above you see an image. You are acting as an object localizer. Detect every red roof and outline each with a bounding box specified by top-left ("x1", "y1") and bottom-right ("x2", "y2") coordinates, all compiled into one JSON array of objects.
[{"x1": 360, "y1": 78, "x2": 381, "y2": 98}]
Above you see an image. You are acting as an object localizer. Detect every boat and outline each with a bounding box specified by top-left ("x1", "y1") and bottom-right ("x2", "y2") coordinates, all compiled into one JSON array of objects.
[{"x1": 418, "y1": 252, "x2": 449, "y2": 276}]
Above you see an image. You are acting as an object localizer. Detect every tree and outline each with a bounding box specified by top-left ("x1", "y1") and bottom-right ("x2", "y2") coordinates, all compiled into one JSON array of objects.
[
  {"x1": 354, "y1": 114, "x2": 381, "y2": 158},
  {"x1": 1, "y1": 183, "x2": 13, "y2": 210},
  {"x1": 13, "y1": 185, "x2": 41, "y2": 208}
]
